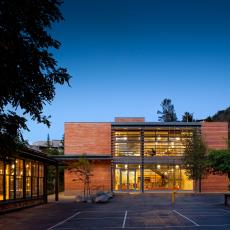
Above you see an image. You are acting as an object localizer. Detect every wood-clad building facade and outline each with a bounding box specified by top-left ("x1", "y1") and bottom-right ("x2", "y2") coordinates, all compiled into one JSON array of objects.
[{"x1": 64, "y1": 118, "x2": 228, "y2": 195}]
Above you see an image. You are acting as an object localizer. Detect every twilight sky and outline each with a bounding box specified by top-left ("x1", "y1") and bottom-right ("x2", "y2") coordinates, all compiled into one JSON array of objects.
[{"x1": 24, "y1": 0, "x2": 230, "y2": 143}]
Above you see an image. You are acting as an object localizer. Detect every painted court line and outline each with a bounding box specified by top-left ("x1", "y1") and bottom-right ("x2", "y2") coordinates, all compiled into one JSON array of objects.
[
  {"x1": 122, "y1": 210, "x2": 128, "y2": 228},
  {"x1": 47, "y1": 211, "x2": 81, "y2": 230},
  {"x1": 173, "y1": 210, "x2": 199, "y2": 226},
  {"x1": 108, "y1": 224, "x2": 230, "y2": 229}
]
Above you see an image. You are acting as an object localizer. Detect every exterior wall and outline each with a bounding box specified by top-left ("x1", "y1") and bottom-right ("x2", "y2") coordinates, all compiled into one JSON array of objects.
[
  {"x1": 201, "y1": 122, "x2": 228, "y2": 149},
  {"x1": 64, "y1": 121, "x2": 229, "y2": 194},
  {"x1": 115, "y1": 117, "x2": 145, "y2": 122},
  {"x1": 64, "y1": 123, "x2": 111, "y2": 155},
  {"x1": 201, "y1": 122, "x2": 228, "y2": 192},
  {"x1": 201, "y1": 174, "x2": 229, "y2": 192},
  {"x1": 64, "y1": 161, "x2": 111, "y2": 195}
]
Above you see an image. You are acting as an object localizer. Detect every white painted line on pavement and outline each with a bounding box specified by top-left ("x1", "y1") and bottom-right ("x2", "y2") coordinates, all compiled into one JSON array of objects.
[
  {"x1": 173, "y1": 210, "x2": 199, "y2": 226},
  {"x1": 122, "y1": 210, "x2": 128, "y2": 228},
  {"x1": 47, "y1": 211, "x2": 81, "y2": 230}
]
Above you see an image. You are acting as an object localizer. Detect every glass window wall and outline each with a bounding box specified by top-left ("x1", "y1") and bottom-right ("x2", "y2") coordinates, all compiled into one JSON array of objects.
[
  {"x1": 113, "y1": 131, "x2": 141, "y2": 156},
  {"x1": 114, "y1": 164, "x2": 141, "y2": 191},
  {"x1": 0, "y1": 159, "x2": 45, "y2": 202}
]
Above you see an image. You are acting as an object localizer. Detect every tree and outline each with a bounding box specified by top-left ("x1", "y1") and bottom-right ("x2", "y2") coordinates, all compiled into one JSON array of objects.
[
  {"x1": 157, "y1": 98, "x2": 177, "y2": 122},
  {"x1": 208, "y1": 150, "x2": 230, "y2": 190},
  {"x1": 182, "y1": 130, "x2": 208, "y2": 192},
  {"x1": 0, "y1": 0, "x2": 70, "y2": 156},
  {"x1": 182, "y1": 112, "x2": 194, "y2": 122},
  {"x1": 68, "y1": 155, "x2": 93, "y2": 198}
]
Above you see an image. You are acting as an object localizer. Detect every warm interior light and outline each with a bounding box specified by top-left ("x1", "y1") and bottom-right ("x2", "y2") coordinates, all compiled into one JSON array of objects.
[
  {"x1": 157, "y1": 164, "x2": 161, "y2": 169},
  {"x1": 175, "y1": 165, "x2": 179, "y2": 169},
  {"x1": 125, "y1": 164, "x2": 128, "y2": 169}
]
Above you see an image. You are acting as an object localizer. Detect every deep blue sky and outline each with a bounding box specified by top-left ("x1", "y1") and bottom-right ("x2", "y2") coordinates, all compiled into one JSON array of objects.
[{"x1": 24, "y1": 0, "x2": 230, "y2": 143}]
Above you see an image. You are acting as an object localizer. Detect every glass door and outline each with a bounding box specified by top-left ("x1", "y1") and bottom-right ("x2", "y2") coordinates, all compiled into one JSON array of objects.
[
  {"x1": 128, "y1": 170, "x2": 136, "y2": 191},
  {"x1": 121, "y1": 170, "x2": 128, "y2": 191}
]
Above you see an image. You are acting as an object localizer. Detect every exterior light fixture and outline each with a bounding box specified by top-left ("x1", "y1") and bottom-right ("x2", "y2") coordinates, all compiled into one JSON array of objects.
[
  {"x1": 175, "y1": 165, "x2": 179, "y2": 169},
  {"x1": 125, "y1": 164, "x2": 128, "y2": 169},
  {"x1": 157, "y1": 164, "x2": 161, "y2": 169}
]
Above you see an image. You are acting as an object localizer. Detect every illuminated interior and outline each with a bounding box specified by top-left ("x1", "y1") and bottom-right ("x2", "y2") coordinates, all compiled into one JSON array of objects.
[
  {"x1": 112, "y1": 126, "x2": 196, "y2": 191},
  {"x1": 144, "y1": 164, "x2": 193, "y2": 190},
  {"x1": 114, "y1": 164, "x2": 193, "y2": 191},
  {"x1": 113, "y1": 128, "x2": 194, "y2": 157},
  {"x1": 0, "y1": 158, "x2": 44, "y2": 201},
  {"x1": 114, "y1": 164, "x2": 141, "y2": 191}
]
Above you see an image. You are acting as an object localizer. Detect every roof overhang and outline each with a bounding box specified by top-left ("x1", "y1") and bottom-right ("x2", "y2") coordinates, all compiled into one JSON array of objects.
[{"x1": 50, "y1": 154, "x2": 112, "y2": 161}]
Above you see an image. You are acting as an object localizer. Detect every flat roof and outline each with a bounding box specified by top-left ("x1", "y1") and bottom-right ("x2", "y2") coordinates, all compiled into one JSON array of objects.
[{"x1": 112, "y1": 122, "x2": 202, "y2": 127}]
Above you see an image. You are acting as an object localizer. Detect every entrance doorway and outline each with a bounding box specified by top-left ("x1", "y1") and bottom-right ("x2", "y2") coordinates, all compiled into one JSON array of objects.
[
  {"x1": 120, "y1": 169, "x2": 136, "y2": 191},
  {"x1": 114, "y1": 165, "x2": 141, "y2": 192}
]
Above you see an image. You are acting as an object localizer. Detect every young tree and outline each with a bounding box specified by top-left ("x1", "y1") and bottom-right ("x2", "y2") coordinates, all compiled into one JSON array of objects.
[
  {"x1": 0, "y1": 0, "x2": 70, "y2": 156},
  {"x1": 68, "y1": 155, "x2": 93, "y2": 198},
  {"x1": 157, "y1": 98, "x2": 177, "y2": 122},
  {"x1": 182, "y1": 112, "x2": 194, "y2": 122},
  {"x1": 208, "y1": 150, "x2": 230, "y2": 190},
  {"x1": 182, "y1": 130, "x2": 208, "y2": 192}
]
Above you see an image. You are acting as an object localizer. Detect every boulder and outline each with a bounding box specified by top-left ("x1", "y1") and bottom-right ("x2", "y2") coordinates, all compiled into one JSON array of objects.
[
  {"x1": 106, "y1": 191, "x2": 114, "y2": 199},
  {"x1": 75, "y1": 195, "x2": 84, "y2": 203},
  {"x1": 94, "y1": 194, "x2": 109, "y2": 203}
]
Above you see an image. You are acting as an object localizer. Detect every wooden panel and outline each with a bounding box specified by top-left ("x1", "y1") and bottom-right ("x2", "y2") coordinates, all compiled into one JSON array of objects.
[
  {"x1": 201, "y1": 174, "x2": 228, "y2": 192},
  {"x1": 201, "y1": 122, "x2": 228, "y2": 150},
  {"x1": 115, "y1": 117, "x2": 145, "y2": 122},
  {"x1": 64, "y1": 161, "x2": 111, "y2": 195},
  {"x1": 64, "y1": 123, "x2": 111, "y2": 155}
]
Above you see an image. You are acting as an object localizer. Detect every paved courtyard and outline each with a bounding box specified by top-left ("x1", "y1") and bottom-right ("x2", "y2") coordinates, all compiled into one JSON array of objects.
[{"x1": 0, "y1": 193, "x2": 230, "y2": 229}]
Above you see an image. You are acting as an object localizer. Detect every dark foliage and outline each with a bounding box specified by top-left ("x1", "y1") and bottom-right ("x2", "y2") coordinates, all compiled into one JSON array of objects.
[
  {"x1": 207, "y1": 107, "x2": 230, "y2": 122},
  {"x1": 157, "y1": 98, "x2": 177, "y2": 122},
  {"x1": 0, "y1": 0, "x2": 70, "y2": 156},
  {"x1": 182, "y1": 112, "x2": 194, "y2": 122}
]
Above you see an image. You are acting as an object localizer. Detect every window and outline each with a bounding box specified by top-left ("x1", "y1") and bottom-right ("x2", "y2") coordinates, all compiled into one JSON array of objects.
[
  {"x1": 38, "y1": 164, "x2": 44, "y2": 196},
  {"x1": 16, "y1": 159, "x2": 23, "y2": 198},
  {"x1": 32, "y1": 162, "x2": 39, "y2": 197},
  {"x1": 25, "y1": 161, "x2": 32, "y2": 197},
  {"x1": 0, "y1": 161, "x2": 3, "y2": 200}
]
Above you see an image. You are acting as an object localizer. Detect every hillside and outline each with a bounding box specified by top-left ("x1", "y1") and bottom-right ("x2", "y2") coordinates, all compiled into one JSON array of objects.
[{"x1": 208, "y1": 107, "x2": 230, "y2": 122}]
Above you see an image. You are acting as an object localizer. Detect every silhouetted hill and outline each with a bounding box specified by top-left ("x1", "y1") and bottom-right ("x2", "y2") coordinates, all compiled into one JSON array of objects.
[{"x1": 208, "y1": 107, "x2": 230, "y2": 122}]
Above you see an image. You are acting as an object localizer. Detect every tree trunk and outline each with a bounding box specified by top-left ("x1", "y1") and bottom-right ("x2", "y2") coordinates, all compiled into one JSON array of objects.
[{"x1": 199, "y1": 177, "x2": 202, "y2": 193}]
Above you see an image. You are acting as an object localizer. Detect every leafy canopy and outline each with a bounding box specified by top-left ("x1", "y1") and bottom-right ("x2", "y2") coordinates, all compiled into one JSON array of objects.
[
  {"x1": 157, "y1": 98, "x2": 177, "y2": 122},
  {"x1": 208, "y1": 150, "x2": 230, "y2": 178},
  {"x1": 0, "y1": 0, "x2": 70, "y2": 154},
  {"x1": 182, "y1": 130, "x2": 208, "y2": 182}
]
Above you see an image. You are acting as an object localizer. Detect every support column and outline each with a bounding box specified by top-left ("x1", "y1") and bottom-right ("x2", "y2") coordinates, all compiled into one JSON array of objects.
[
  {"x1": 55, "y1": 165, "x2": 59, "y2": 201},
  {"x1": 43, "y1": 164, "x2": 48, "y2": 203},
  {"x1": 141, "y1": 129, "x2": 144, "y2": 193}
]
